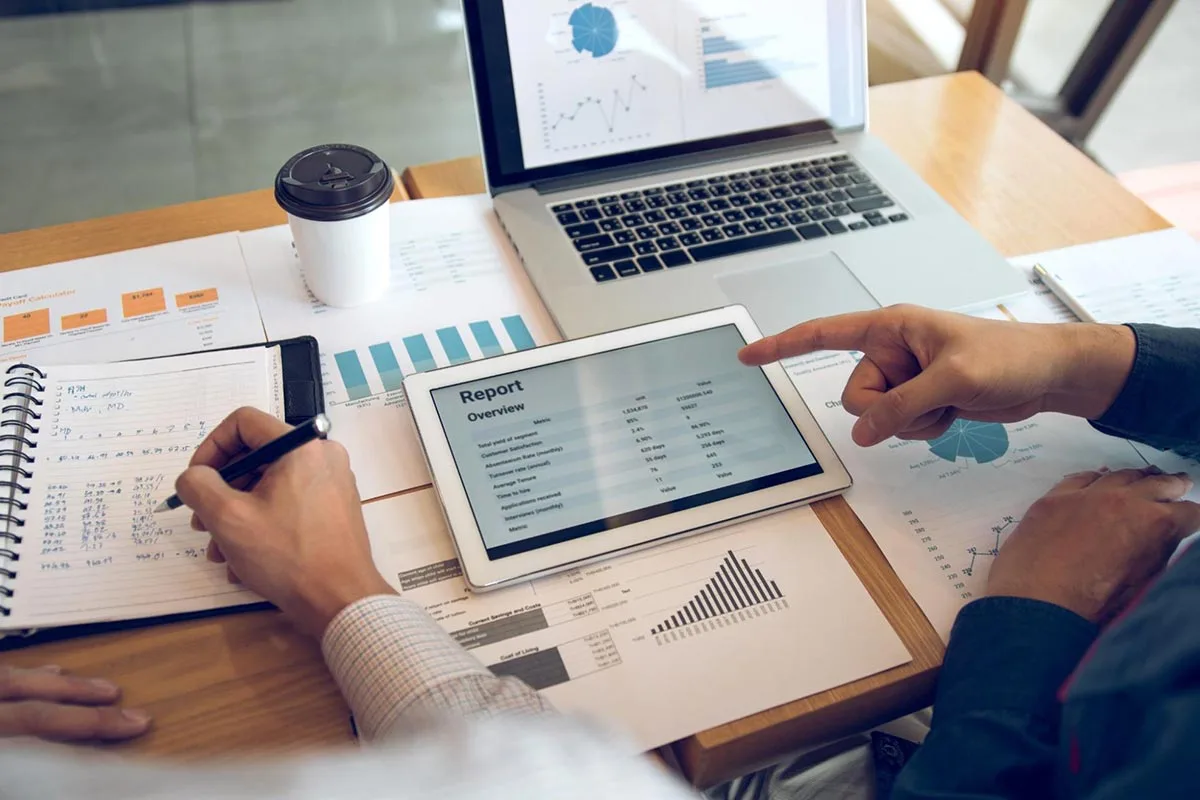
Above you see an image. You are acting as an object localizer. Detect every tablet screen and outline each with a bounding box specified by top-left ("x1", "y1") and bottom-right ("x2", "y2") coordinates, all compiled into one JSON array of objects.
[{"x1": 430, "y1": 324, "x2": 821, "y2": 559}]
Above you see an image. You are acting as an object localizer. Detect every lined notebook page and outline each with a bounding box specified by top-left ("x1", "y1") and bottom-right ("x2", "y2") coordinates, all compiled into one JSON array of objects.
[{"x1": 8, "y1": 348, "x2": 282, "y2": 629}]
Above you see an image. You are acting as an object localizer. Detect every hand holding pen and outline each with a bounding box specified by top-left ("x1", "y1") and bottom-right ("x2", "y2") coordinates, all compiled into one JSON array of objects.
[
  {"x1": 157, "y1": 413, "x2": 332, "y2": 512},
  {"x1": 169, "y1": 407, "x2": 394, "y2": 637}
]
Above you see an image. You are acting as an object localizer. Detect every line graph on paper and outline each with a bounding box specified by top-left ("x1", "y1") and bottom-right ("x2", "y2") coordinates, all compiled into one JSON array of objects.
[
  {"x1": 962, "y1": 515, "x2": 1018, "y2": 578},
  {"x1": 537, "y1": 75, "x2": 653, "y2": 153},
  {"x1": 902, "y1": 509, "x2": 1022, "y2": 601}
]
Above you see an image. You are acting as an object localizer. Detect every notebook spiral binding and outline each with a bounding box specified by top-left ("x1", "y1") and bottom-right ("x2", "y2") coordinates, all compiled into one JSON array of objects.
[{"x1": 1, "y1": 363, "x2": 46, "y2": 617}]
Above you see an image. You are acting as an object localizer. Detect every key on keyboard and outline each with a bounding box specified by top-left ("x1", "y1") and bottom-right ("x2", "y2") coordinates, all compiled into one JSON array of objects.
[
  {"x1": 575, "y1": 234, "x2": 614, "y2": 252},
  {"x1": 689, "y1": 229, "x2": 799, "y2": 262},
  {"x1": 565, "y1": 222, "x2": 599, "y2": 238},
  {"x1": 661, "y1": 250, "x2": 691, "y2": 268}
]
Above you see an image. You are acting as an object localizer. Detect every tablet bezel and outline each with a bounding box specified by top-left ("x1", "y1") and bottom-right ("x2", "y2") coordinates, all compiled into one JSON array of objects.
[{"x1": 404, "y1": 305, "x2": 852, "y2": 591}]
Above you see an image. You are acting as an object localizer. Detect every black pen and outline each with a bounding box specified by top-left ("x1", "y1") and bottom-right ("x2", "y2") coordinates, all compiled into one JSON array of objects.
[{"x1": 154, "y1": 413, "x2": 332, "y2": 513}]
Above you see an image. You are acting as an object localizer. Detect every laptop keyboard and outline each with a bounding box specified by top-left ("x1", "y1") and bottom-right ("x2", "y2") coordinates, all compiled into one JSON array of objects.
[{"x1": 549, "y1": 154, "x2": 907, "y2": 283}]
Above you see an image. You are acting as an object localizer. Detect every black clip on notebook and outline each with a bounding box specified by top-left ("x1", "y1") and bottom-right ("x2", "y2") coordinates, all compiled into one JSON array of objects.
[{"x1": 0, "y1": 336, "x2": 323, "y2": 647}]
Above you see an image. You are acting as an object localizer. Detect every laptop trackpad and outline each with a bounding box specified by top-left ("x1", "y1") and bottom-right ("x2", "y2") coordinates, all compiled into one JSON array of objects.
[{"x1": 715, "y1": 252, "x2": 880, "y2": 337}]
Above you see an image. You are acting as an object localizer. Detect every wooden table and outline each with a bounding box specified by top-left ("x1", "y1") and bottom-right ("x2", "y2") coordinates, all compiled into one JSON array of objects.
[
  {"x1": 404, "y1": 71, "x2": 1167, "y2": 786},
  {"x1": 0, "y1": 72, "x2": 1167, "y2": 785}
]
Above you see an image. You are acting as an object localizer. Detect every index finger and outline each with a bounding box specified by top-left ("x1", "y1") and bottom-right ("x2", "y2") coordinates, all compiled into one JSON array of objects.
[
  {"x1": 738, "y1": 310, "x2": 881, "y2": 366},
  {"x1": 189, "y1": 407, "x2": 291, "y2": 470}
]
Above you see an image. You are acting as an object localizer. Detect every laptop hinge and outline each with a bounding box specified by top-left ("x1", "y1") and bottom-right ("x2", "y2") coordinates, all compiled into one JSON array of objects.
[{"x1": 518, "y1": 130, "x2": 838, "y2": 196}]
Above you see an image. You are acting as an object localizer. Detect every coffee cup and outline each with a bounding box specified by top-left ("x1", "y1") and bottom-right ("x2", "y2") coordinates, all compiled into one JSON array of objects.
[{"x1": 275, "y1": 144, "x2": 394, "y2": 307}]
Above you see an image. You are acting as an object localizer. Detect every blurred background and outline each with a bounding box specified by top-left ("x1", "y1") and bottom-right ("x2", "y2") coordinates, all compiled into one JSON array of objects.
[{"x1": 1, "y1": 0, "x2": 1197, "y2": 235}]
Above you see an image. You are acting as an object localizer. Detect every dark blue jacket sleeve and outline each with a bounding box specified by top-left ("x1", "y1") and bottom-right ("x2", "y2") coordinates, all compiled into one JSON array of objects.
[
  {"x1": 1061, "y1": 324, "x2": 1200, "y2": 797},
  {"x1": 1059, "y1": 542, "x2": 1200, "y2": 799},
  {"x1": 891, "y1": 598, "x2": 1096, "y2": 800},
  {"x1": 1090, "y1": 324, "x2": 1200, "y2": 459},
  {"x1": 895, "y1": 324, "x2": 1199, "y2": 799}
]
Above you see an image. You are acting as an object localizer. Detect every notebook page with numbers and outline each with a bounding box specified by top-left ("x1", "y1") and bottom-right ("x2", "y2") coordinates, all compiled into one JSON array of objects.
[{"x1": 0, "y1": 345, "x2": 313, "y2": 636}]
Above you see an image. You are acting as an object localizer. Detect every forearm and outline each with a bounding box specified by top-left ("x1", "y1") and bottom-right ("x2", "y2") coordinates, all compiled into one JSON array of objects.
[
  {"x1": 1089, "y1": 324, "x2": 1200, "y2": 457},
  {"x1": 322, "y1": 595, "x2": 552, "y2": 742},
  {"x1": 893, "y1": 598, "x2": 1097, "y2": 799},
  {"x1": 1043, "y1": 323, "x2": 1138, "y2": 421}
]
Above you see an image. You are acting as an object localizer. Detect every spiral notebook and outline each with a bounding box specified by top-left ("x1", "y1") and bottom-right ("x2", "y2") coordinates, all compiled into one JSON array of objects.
[{"x1": 0, "y1": 339, "x2": 322, "y2": 637}]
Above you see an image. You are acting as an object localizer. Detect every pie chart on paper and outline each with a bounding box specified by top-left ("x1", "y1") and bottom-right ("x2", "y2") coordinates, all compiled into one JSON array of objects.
[{"x1": 928, "y1": 419, "x2": 1010, "y2": 464}]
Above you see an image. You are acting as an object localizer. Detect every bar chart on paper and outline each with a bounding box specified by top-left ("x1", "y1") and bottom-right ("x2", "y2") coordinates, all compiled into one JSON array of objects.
[
  {"x1": 651, "y1": 549, "x2": 788, "y2": 643},
  {"x1": 327, "y1": 315, "x2": 539, "y2": 405},
  {"x1": 236, "y1": 195, "x2": 564, "y2": 501}
]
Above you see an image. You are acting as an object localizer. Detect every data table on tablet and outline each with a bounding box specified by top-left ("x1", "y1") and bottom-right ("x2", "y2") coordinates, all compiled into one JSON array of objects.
[{"x1": 431, "y1": 324, "x2": 822, "y2": 558}]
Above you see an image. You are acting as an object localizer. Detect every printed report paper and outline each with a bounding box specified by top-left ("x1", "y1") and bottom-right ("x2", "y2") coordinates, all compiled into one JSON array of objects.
[
  {"x1": 364, "y1": 489, "x2": 910, "y2": 751},
  {"x1": 241, "y1": 196, "x2": 560, "y2": 500},
  {"x1": 0, "y1": 234, "x2": 266, "y2": 365}
]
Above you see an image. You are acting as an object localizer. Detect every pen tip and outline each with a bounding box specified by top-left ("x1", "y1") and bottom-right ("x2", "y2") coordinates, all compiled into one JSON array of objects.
[{"x1": 153, "y1": 500, "x2": 171, "y2": 513}]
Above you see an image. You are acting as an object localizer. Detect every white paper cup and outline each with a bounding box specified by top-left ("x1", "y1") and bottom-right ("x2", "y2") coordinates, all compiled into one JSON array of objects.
[
  {"x1": 287, "y1": 203, "x2": 390, "y2": 307},
  {"x1": 275, "y1": 144, "x2": 394, "y2": 308}
]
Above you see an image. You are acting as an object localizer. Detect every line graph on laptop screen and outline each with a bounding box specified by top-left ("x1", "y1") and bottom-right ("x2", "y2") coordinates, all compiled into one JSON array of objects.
[
  {"x1": 504, "y1": 0, "x2": 836, "y2": 169},
  {"x1": 532, "y1": 1, "x2": 673, "y2": 158},
  {"x1": 537, "y1": 72, "x2": 655, "y2": 155}
]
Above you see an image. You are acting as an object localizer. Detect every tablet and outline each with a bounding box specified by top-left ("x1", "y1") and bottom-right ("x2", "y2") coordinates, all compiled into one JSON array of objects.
[{"x1": 404, "y1": 306, "x2": 851, "y2": 590}]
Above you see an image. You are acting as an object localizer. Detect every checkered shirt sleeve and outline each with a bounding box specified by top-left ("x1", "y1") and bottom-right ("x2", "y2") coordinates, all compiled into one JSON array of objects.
[{"x1": 322, "y1": 594, "x2": 554, "y2": 742}]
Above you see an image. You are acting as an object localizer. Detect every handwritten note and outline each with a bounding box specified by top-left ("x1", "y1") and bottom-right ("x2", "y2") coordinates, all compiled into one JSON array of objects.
[{"x1": 6, "y1": 348, "x2": 281, "y2": 630}]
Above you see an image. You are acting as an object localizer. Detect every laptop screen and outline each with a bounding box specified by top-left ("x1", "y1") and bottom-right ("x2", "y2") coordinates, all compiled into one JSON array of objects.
[{"x1": 463, "y1": 0, "x2": 866, "y2": 189}]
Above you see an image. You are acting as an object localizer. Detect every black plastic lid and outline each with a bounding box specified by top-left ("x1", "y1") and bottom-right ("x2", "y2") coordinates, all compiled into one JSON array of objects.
[{"x1": 275, "y1": 144, "x2": 393, "y2": 222}]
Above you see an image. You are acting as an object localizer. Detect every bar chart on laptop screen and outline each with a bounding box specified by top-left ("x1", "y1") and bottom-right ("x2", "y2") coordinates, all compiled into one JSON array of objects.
[
  {"x1": 327, "y1": 315, "x2": 538, "y2": 405},
  {"x1": 698, "y1": 24, "x2": 808, "y2": 91}
]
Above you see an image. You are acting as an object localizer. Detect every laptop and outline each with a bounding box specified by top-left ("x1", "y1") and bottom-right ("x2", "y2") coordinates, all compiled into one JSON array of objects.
[{"x1": 460, "y1": 0, "x2": 1025, "y2": 339}]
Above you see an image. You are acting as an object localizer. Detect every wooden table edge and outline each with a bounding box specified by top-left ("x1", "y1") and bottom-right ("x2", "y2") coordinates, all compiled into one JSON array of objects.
[{"x1": 0, "y1": 178, "x2": 409, "y2": 273}]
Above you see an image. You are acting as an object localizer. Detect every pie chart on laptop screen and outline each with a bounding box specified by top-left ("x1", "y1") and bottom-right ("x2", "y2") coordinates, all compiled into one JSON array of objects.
[{"x1": 569, "y1": 3, "x2": 618, "y2": 58}]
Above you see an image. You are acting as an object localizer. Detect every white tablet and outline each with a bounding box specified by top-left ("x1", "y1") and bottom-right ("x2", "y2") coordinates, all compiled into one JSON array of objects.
[{"x1": 404, "y1": 306, "x2": 851, "y2": 591}]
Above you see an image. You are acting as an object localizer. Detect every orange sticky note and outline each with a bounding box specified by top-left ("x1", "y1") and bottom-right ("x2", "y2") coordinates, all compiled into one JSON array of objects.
[
  {"x1": 61, "y1": 308, "x2": 109, "y2": 331},
  {"x1": 121, "y1": 288, "x2": 166, "y2": 319},
  {"x1": 3, "y1": 309, "x2": 51, "y2": 342},
  {"x1": 175, "y1": 288, "x2": 219, "y2": 309}
]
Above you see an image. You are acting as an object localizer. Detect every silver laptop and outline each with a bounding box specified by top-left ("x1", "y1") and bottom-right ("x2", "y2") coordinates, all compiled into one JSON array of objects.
[{"x1": 461, "y1": 0, "x2": 1024, "y2": 338}]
